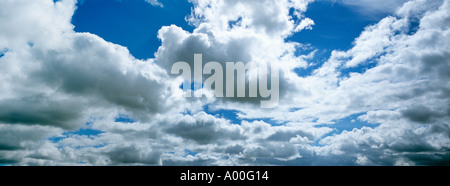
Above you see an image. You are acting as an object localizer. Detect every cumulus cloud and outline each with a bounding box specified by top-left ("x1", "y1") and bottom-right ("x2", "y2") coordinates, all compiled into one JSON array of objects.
[
  {"x1": 298, "y1": 0, "x2": 450, "y2": 165},
  {"x1": 0, "y1": 0, "x2": 448, "y2": 166},
  {"x1": 155, "y1": 0, "x2": 315, "y2": 110},
  {"x1": 0, "y1": 0, "x2": 176, "y2": 165}
]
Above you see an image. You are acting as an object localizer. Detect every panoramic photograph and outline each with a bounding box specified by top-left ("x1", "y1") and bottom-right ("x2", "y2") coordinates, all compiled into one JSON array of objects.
[{"x1": 0, "y1": 0, "x2": 449, "y2": 167}]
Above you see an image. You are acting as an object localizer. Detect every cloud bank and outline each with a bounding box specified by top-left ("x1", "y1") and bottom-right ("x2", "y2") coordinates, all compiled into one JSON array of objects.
[{"x1": 0, "y1": 0, "x2": 448, "y2": 165}]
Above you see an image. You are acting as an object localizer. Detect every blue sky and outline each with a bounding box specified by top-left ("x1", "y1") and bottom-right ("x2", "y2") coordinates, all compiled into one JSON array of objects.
[
  {"x1": 72, "y1": 0, "x2": 384, "y2": 81},
  {"x1": 72, "y1": 0, "x2": 194, "y2": 60},
  {"x1": 0, "y1": 0, "x2": 449, "y2": 166},
  {"x1": 72, "y1": 0, "x2": 378, "y2": 60},
  {"x1": 71, "y1": 0, "x2": 378, "y2": 132},
  {"x1": 289, "y1": 1, "x2": 380, "y2": 52}
]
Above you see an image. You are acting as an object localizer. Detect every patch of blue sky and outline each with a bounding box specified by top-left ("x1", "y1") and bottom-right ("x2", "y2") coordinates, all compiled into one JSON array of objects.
[
  {"x1": 184, "y1": 149, "x2": 199, "y2": 157},
  {"x1": 203, "y1": 105, "x2": 287, "y2": 126},
  {"x1": 27, "y1": 41, "x2": 34, "y2": 48},
  {"x1": 180, "y1": 81, "x2": 203, "y2": 91},
  {"x1": 293, "y1": 61, "x2": 324, "y2": 77},
  {"x1": 407, "y1": 17, "x2": 421, "y2": 35},
  {"x1": 289, "y1": 107, "x2": 303, "y2": 112},
  {"x1": 48, "y1": 123, "x2": 105, "y2": 143},
  {"x1": 338, "y1": 60, "x2": 379, "y2": 79},
  {"x1": 76, "y1": 161, "x2": 90, "y2": 165},
  {"x1": 72, "y1": 0, "x2": 194, "y2": 60},
  {"x1": 330, "y1": 113, "x2": 379, "y2": 133},
  {"x1": 203, "y1": 105, "x2": 242, "y2": 125},
  {"x1": 228, "y1": 16, "x2": 243, "y2": 29},
  {"x1": 289, "y1": 1, "x2": 383, "y2": 77},
  {"x1": 114, "y1": 114, "x2": 136, "y2": 123},
  {"x1": 0, "y1": 48, "x2": 8, "y2": 58},
  {"x1": 290, "y1": 1, "x2": 383, "y2": 52}
]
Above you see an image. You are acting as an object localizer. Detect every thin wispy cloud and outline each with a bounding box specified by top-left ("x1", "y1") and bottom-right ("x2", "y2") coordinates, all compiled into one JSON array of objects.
[{"x1": 145, "y1": 0, "x2": 163, "y2": 7}]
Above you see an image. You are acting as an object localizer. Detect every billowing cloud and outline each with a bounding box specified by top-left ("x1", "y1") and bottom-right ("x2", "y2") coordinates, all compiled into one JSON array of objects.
[
  {"x1": 0, "y1": 0, "x2": 175, "y2": 165},
  {"x1": 0, "y1": 0, "x2": 448, "y2": 166},
  {"x1": 299, "y1": 0, "x2": 450, "y2": 165}
]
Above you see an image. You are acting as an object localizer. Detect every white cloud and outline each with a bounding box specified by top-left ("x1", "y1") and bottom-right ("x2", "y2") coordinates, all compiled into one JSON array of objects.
[
  {"x1": 145, "y1": 0, "x2": 163, "y2": 7},
  {"x1": 338, "y1": 0, "x2": 410, "y2": 18},
  {"x1": 155, "y1": 0, "x2": 315, "y2": 111},
  {"x1": 167, "y1": 0, "x2": 450, "y2": 165},
  {"x1": 0, "y1": 0, "x2": 449, "y2": 166},
  {"x1": 296, "y1": 0, "x2": 450, "y2": 165},
  {"x1": 0, "y1": 0, "x2": 178, "y2": 165}
]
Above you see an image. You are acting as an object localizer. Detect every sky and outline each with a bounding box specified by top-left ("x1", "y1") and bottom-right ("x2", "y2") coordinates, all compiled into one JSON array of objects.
[{"x1": 0, "y1": 0, "x2": 449, "y2": 166}]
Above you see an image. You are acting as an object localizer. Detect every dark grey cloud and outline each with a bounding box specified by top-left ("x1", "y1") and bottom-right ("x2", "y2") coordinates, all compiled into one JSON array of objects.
[
  {"x1": 106, "y1": 145, "x2": 162, "y2": 165},
  {"x1": 0, "y1": 95, "x2": 83, "y2": 129},
  {"x1": 223, "y1": 144, "x2": 245, "y2": 155},
  {"x1": 401, "y1": 105, "x2": 449, "y2": 124},
  {"x1": 0, "y1": 158, "x2": 18, "y2": 164},
  {"x1": 164, "y1": 113, "x2": 245, "y2": 145},
  {"x1": 34, "y1": 34, "x2": 171, "y2": 116},
  {"x1": 266, "y1": 128, "x2": 315, "y2": 142},
  {"x1": 0, "y1": 144, "x2": 21, "y2": 151}
]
